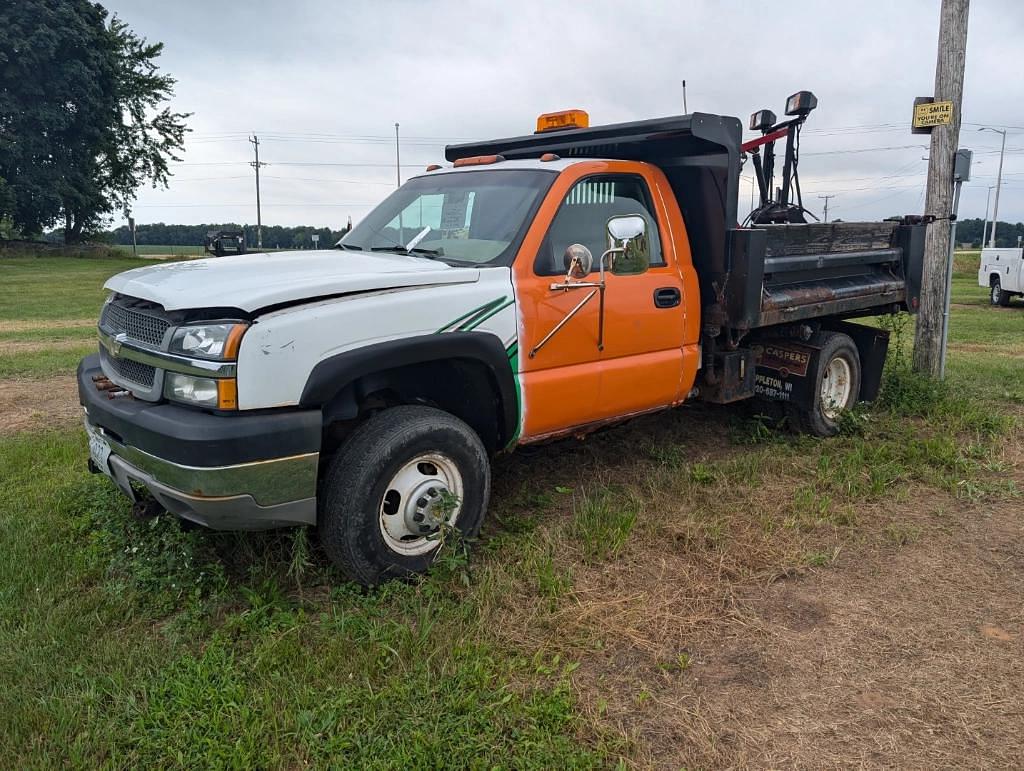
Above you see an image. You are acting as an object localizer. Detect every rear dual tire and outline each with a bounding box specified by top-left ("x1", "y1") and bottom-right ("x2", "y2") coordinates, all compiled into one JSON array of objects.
[{"x1": 787, "y1": 331, "x2": 861, "y2": 437}]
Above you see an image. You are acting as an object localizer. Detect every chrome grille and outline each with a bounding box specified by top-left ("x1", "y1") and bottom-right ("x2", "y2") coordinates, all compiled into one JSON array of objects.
[
  {"x1": 101, "y1": 301, "x2": 169, "y2": 347},
  {"x1": 106, "y1": 353, "x2": 156, "y2": 388}
]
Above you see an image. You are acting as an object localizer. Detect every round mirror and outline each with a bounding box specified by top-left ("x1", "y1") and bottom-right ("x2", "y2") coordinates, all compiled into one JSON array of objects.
[{"x1": 563, "y1": 244, "x2": 594, "y2": 279}]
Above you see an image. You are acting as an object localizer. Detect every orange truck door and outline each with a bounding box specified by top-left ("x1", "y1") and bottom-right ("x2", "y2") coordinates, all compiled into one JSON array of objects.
[{"x1": 513, "y1": 161, "x2": 698, "y2": 440}]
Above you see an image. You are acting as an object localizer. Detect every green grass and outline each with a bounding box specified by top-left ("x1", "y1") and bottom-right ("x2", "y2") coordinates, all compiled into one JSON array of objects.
[
  {"x1": 0, "y1": 255, "x2": 158, "y2": 321},
  {"x1": 0, "y1": 253, "x2": 1021, "y2": 766},
  {"x1": 0, "y1": 344, "x2": 96, "y2": 378},
  {"x1": 0, "y1": 431, "x2": 607, "y2": 768}
]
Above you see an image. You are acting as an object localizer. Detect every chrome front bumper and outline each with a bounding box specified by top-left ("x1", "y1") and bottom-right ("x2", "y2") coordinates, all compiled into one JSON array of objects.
[{"x1": 89, "y1": 419, "x2": 318, "y2": 530}]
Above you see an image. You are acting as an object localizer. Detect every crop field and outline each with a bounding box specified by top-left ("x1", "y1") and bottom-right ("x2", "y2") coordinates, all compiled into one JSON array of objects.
[{"x1": 0, "y1": 252, "x2": 1021, "y2": 767}]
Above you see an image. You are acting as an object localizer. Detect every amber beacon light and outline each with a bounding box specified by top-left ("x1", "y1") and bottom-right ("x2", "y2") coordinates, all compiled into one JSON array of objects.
[{"x1": 535, "y1": 109, "x2": 589, "y2": 134}]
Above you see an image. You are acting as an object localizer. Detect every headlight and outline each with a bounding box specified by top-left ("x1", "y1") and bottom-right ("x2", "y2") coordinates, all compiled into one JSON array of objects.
[
  {"x1": 169, "y1": 323, "x2": 247, "y2": 360},
  {"x1": 164, "y1": 372, "x2": 238, "y2": 410}
]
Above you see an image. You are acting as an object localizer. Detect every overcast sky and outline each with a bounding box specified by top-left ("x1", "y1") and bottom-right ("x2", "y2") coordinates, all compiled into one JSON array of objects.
[{"x1": 109, "y1": 0, "x2": 1024, "y2": 234}]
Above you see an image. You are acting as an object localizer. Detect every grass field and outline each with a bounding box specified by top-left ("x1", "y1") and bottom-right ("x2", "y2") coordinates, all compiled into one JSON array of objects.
[{"x1": 0, "y1": 251, "x2": 1021, "y2": 767}]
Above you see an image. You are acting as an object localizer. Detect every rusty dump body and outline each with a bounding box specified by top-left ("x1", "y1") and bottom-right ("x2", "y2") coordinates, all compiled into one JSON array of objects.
[
  {"x1": 447, "y1": 113, "x2": 926, "y2": 340},
  {"x1": 736, "y1": 219, "x2": 924, "y2": 330}
]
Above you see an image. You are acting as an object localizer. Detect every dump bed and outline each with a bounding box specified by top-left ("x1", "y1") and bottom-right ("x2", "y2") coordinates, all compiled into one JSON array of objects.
[
  {"x1": 447, "y1": 113, "x2": 925, "y2": 335},
  {"x1": 724, "y1": 220, "x2": 924, "y2": 330}
]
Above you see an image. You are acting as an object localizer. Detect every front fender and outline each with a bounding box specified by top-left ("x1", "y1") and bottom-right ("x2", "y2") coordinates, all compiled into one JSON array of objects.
[{"x1": 299, "y1": 332, "x2": 519, "y2": 447}]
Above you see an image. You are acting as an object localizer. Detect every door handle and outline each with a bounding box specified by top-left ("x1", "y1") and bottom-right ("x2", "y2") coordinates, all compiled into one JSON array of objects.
[{"x1": 653, "y1": 287, "x2": 681, "y2": 308}]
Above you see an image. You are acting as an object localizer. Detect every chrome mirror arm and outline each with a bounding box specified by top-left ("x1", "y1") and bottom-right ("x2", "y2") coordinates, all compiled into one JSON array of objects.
[{"x1": 533, "y1": 241, "x2": 630, "y2": 358}]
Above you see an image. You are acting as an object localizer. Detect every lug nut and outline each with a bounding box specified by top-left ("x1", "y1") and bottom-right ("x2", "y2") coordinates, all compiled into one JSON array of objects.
[
  {"x1": 417, "y1": 496, "x2": 428, "y2": 508},
  {"x1": 413, "y1": 512, "x2": 424, "y2": 522}
]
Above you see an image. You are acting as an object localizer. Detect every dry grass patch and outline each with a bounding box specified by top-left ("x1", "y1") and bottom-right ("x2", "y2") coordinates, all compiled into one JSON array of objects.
[
  {"x1": 0, "y1": 375, "x2": 80, "y2": 434},
  {"x1": 0, "y1": 319, "x2": 95, "y2": 333},
  {"x1": 0, "y1": 339, "x2": 94, "y2": 355},
  {"x1": 468, "y1": 393, "x2": 1021, "y2": 768}
]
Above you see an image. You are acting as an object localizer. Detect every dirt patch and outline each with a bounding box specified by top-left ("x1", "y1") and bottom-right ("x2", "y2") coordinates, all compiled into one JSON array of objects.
[
  {"x1": 0, "y1": 375, "x2": 81, "y2": 435},
  {"x1": 0, "y1": 319, "x2": 95, "y2": 333},
  {"x1": 482, "y1": 407, "x2": 1024, "y2": 768},
  {"x1": 0, "y1": 339, "x2": 93, "y2": 355},
  {"x1": 545, "y1": 438, "x2": 1024, "y2": 769},
  {"x1": 949, "y1": 342, "x2": 1024, "y2": 358}
]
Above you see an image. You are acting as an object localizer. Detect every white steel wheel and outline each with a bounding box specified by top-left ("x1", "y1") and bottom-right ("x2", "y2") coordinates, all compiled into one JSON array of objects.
[
  {"x1": 378, "y1": 452, "x2": 464, "y2": 556},
  {"x1": 991, "y1": 280, "x2": 1003, "y2": 305},
  {"x1": 820, "y1": 355, "x2": 853, "y2": 420}
]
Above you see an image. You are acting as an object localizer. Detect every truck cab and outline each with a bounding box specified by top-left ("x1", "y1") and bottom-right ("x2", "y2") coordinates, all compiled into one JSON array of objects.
[
  {"x1": 80, "y1": 103, "x2": 924, "y2": 585},
  {"x1": 979, "y1": 247, "x2": 1024, "y2": 306}
]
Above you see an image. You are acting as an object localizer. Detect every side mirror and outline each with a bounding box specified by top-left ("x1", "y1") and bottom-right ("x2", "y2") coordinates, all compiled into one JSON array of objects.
[
  {"x1": 606, "y1": 215, "x2": 651, "y2": 276},
  {"x1": 563, "y1": 243, "x2": 594, "y2": 280},
  {"x1": 607, "y1": 214, "x2": 646, "y2": 244}
]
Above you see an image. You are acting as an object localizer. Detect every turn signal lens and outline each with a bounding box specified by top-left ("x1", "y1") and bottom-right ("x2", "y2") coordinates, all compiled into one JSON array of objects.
[
  {"x1": 217, "y1": 378, "x2": 238, "y2": 410},
  {"x1": 535, "y1": 109, "x2": 589, "y2": 133}
]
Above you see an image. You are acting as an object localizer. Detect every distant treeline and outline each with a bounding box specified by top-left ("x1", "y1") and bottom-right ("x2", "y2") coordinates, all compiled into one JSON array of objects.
[
  {"x1": 103, "y1": 223, "x2": 350, "y2": 249},
  {"x1": 950, "y1": 218, "x2": 1024, "y2": 249},
  {"x1": 49, "y1": 217, "x2": 1024, "y2": 251}
]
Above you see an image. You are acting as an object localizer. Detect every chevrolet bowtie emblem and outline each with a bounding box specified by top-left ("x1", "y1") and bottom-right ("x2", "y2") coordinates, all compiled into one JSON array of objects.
[{"x1": 111, "y1": 332, "x2": 127, "y2": 356}]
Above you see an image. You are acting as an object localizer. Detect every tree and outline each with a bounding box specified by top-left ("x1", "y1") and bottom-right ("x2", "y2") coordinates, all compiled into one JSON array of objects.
[{"x1": 0, "y1": 1, "x2": 188, "y2": 242}]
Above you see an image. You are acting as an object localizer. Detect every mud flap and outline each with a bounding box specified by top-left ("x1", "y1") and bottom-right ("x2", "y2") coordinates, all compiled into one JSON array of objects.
[
  {"x1": 752, "y1": 341, "x2": 818, "y2": 406},
  {"x1": 752, "y1": 322, "x2": 890, "y2": 406}
]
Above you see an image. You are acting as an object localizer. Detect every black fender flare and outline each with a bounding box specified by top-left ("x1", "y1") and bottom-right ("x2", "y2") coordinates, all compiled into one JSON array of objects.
[{"x1": 299, "y1": 332, "x2": 519, "y2": 447}]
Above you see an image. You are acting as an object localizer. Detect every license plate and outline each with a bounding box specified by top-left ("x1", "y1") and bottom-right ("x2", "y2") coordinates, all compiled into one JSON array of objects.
[{"x1": 85, "y1": 421, "x2": 113, "y2": 478}]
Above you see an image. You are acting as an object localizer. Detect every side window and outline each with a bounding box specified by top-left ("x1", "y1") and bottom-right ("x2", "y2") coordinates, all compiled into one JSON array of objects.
[{"x1": 534, "y1": 174, "x2": 664, "y2": 276}]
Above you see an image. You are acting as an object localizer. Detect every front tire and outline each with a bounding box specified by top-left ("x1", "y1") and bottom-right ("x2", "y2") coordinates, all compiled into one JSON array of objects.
[
  {"x1": 990, "y1": 277, "x2": 1011, "y2": 307},
  {"x1": 787, "y1": 331, "x2": 861, "y2": 437},
  {"x1": 318, "y1": 405, "x2": 491, "y2": 585}
]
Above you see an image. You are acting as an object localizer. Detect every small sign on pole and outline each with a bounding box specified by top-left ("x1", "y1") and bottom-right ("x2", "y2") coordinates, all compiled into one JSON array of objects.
[
  {"x1": 311, "y1": 234, "x2": 320, "y2": 249},
  {"x1": 912, "y1": 97, "x2": 954, "y2": 133}
]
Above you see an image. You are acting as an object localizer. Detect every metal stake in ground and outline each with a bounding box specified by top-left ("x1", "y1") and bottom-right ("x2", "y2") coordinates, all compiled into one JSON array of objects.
[
  {"x1": 939, "y1": 148, "x2": 972, "y2": 380},
  {"x1": 913, "y1": 0, "x2": 970, "y2": 378}
]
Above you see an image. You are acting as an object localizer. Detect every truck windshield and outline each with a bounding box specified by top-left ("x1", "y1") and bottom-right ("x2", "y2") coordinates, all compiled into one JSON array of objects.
[{"x1": 340, "y1": 169, "x2": 555, "y2": 267}]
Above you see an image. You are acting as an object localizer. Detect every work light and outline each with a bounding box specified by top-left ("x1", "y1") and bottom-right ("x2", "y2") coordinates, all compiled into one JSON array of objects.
[
  {"x1": 749, "y1": 109, "x2": 777, "y2": 132},
  {"x1": 785, "y1": 91, "x2": 818, "y2": 118}
]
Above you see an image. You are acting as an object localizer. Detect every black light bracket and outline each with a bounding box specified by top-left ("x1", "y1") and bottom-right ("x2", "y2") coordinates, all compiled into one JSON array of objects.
[{"x1": 744, "y1": 91, "x2": 819, "y2": 225}]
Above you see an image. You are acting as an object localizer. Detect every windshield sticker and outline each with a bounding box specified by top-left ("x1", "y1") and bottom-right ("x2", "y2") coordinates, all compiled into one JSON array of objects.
[{"x1": 440, "y1": 191, "x2": 471, "y2": 234}]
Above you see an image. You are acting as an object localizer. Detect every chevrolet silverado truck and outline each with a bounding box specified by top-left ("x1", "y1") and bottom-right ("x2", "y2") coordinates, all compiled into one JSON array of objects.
[{"x1": 80, "y1": 93, "x2": 925, "y2": 584}]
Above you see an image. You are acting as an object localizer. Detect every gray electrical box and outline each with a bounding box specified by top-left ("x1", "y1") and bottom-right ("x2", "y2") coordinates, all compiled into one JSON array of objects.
[{"x1": 954, "y1": 148, "x2": 972, "y2": 182}]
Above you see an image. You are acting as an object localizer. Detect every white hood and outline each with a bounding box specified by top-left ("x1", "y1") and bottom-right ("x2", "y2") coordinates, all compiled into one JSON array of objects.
[{"x1": 104, "y1": 249, "x2": 480, "y2": 312}]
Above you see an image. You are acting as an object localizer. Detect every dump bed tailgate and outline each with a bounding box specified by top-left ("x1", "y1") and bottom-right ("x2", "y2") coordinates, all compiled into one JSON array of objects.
[{"x1": 712, "y1": 221, "x2": 925, "y2": 331}]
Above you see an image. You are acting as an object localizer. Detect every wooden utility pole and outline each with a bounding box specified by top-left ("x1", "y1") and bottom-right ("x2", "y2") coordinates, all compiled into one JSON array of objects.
[
  {"x1": 818, "y1": 194, "x2": 836, "y2": 223},
  {"x1": 249, "y1": 135, "x2": 266, "y2": 250},
  {"x1": 913, "y1": 0, "x2": 969, "y2": 377}
]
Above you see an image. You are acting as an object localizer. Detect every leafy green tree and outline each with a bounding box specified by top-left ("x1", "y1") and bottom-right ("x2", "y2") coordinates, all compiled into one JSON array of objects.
[{"x1": 0, "y1": 1, "x2": 188, "y2": 242}]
